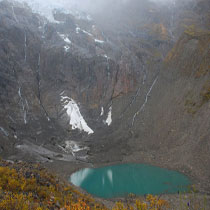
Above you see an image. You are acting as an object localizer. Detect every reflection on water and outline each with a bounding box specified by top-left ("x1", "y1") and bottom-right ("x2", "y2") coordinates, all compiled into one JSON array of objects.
[
  {"x1": 107, "y1": 169, "x2": 113, "y2": 185},
  {"x1": 70, "y1": 168, "x2": 93, "y2": 186},
  {"x1": 70, "y1": 168, "x2": 113, "y2": 188},
  {"x1": 69, "y1": 164, "x2": 191, "y2": 198},
  {"x1": 102, "y1": 176, "x2": 105, "y2": 186}
]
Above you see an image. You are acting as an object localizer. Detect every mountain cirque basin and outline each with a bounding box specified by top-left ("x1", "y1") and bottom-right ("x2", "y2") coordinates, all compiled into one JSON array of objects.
[{"x1": 70, "y1": 163, "x2": 191, "y2": 199}]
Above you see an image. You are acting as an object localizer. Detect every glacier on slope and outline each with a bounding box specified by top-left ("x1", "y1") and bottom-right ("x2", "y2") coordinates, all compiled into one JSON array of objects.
[{"x1": 61, "y1": 96, "x2": 94, "y2": 135}]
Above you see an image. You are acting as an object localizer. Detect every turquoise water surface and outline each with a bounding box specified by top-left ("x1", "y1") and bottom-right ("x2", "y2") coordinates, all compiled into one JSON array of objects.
[{"x1": 70, "y1": 163, "x2": 191, "y2": 198}]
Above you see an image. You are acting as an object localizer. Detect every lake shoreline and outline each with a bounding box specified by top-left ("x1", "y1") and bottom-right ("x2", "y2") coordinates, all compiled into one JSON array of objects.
[
  {"x1": 43, "y1": 156, "x2": 210, "y2": 195},
  {"x1": 43, "y1": 159, "x2": 210, "y2": 209}
]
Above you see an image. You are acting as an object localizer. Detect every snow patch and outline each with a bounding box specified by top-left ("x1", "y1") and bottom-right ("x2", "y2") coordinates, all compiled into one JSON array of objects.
[
  {"x1": 76, "y1": 27, "x2": 80, "y2": 34},
  {"x1": 100, "y1": 107, "x2": 104, "y2": 116},
  {"x1": 103, "y1": 54, "x2": 110, "y2": 59},
  {"x1": 58, "y1": 33, "x2": 71, "y2": 44},
  {"x1": 64, "y1": 37, "x2": 71, "y2": 44},
  {"x1": 61, "y1": 96, "x2": 94, "y2": 134},
  {"x1": 64, "y1": 45, "x2": 70, "y2": 52},
  {"x1": 81, "y1": 30, "x2": 93, "y2": 37},
  {"x1": 65, "y1": 140, "x2": 88, "y2": 154},
  {"x1": 66, "y1": 141, "x2": 81, "y2": 153},
  {"x1": 76, "y1": 26, "x2": 94, "y2": 38},
  {"x1": 105, "y1": 106, "x2": 112, "y2": 126},
  {"x1": 95, "y1": 39, "x2": 104, "y2": 44}
]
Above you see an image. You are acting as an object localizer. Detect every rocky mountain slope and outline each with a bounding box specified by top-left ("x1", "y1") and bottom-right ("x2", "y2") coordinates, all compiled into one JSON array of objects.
[{"x1": 0, "y1": 0, "x2": 209, "y2": 193}]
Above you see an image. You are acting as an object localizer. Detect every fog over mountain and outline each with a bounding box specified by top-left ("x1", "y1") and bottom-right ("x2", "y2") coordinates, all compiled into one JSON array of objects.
[
  {"x1": 11, "y1": 0, "x2": 198, "y2": 34},
  {"x1": 12, "y1": 0, "x2": 191, "y2": 18}
]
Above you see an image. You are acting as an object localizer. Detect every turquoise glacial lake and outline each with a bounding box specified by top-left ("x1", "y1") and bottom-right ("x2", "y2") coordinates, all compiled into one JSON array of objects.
[{"x1": 70, "y1": 163, "x2": 191, "y2": 198}]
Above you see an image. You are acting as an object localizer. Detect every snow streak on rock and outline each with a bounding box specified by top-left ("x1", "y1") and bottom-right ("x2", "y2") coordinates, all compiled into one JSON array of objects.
[
  {"x1": 0, "y1": 127, "x2": 9, "y2": 137},
  {"x1": 24, "y1": 31, "x2": 27, "y2": 63},
  {"x1": 81, "y1": 29, "x2": 93, "y2": 37},
  {"x1": 132, "y1": 76, "x2": 158, "y2": 126},
  {"x1": 58, "y1": 33, "x2": 72, "y2": 52},
  {"x1": 11, "y1": 5, "x2": 18, "y2": 23},
  {"x1": 18, "y1": 87, "x2": 27, "y2": 124},
  {"x1": 105, "y1": 106, "x2": 112, "y2": 126},
  {"x1": 61, "y1": 96, "x2": 94, "y2": 134},
  {"x1": 36, "y1": 53, "x2": 50, "y2": 121},
  {"x1": 95, "y1": 39, "x2": 104, "y2": 44},
  {"x1": 9, "y1": 116, "x2": 16, "y2": 123},
  {"x1": 38, "y1": 53, "x2": 40, "y2": 66},
  {"x1": 100, "y1": 107, "x2": 104, "y2": 116},
  {"x1": 58, "y1": 33, "x2": 71, "y2": 44},
  {"x1": 120, "y1": 85, "x2": 141, "y2": 118}
]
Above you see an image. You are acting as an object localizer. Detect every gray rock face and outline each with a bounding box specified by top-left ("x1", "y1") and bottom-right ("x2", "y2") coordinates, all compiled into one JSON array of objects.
[{"x1": 0, "y1": 0, "x2": 209, "y2": 192}]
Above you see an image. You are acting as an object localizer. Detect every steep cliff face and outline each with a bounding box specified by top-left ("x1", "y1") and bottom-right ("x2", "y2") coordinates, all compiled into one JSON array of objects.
[
  {"x1": 88, "y1": 30, "x2": 210, "y2": 192},
  {"x1": 0, "y1": 0, "x2": 145, "y2": 161},
  {"x1": 0, "y1": 0, "x2": 209, "y2": 191}
]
